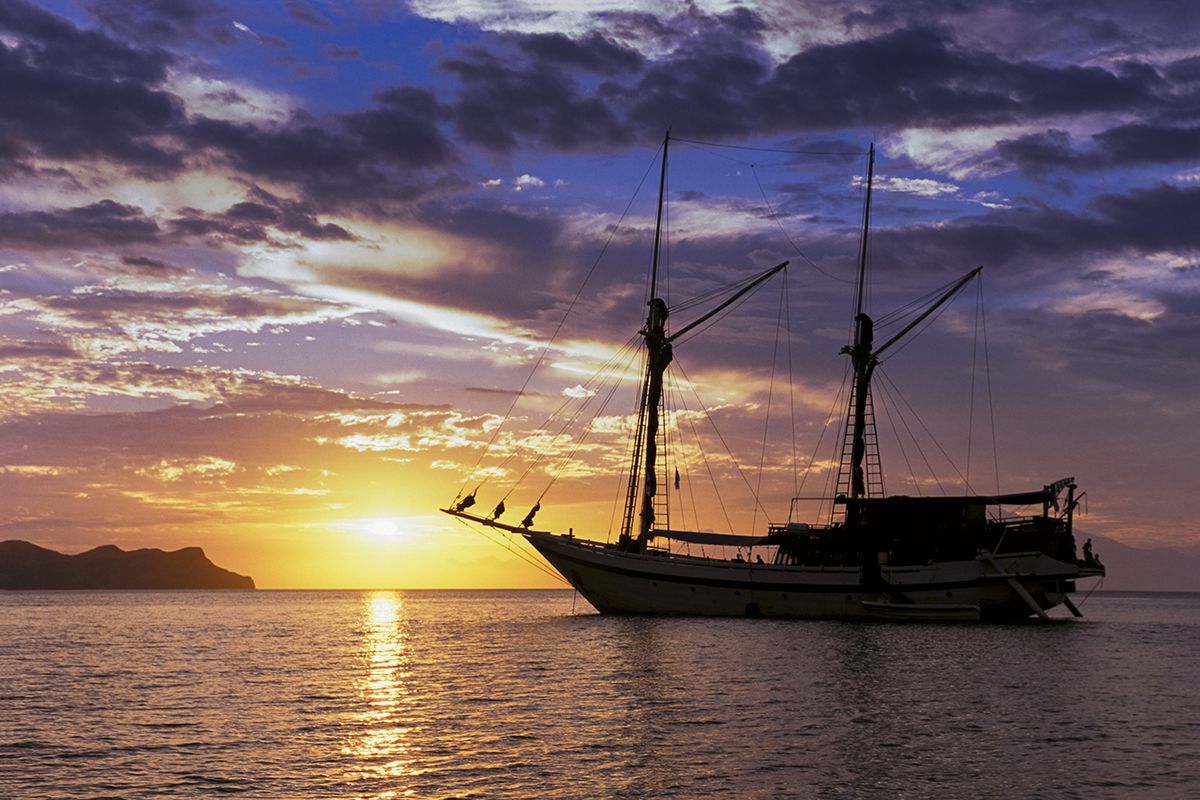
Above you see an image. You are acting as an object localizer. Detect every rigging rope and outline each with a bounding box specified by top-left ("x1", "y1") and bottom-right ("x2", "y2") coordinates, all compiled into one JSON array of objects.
[
  {"x1": 671, "y1": 137, "x2": 868, "y2": 157},
  {"x1": 447, "y1": 514, "x2": 567, "y2": 583},
  {"x1": 668, "y1": 370, "x2": 737, "y2": 536},
  {"x1": 672, "y1": 359, "x2": 776, "y2": 527},
  {"x1": 751, "y1": 165, "x2": 852, "y2": 284},
  {"x1": 751, "y1": 276, "x2": 790, "y2": 535},
  {"x1": 454, "y1": 142, "x2": 667, "y2": 502}
]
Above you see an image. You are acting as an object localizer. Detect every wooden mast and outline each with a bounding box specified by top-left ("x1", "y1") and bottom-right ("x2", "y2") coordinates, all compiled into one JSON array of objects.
[
  {"x1": 620, "y1": 132, "x2": 789, "y2": 550},
  {"x1": 844, "y1": 144, "x2": 876, "y2": 502},
  {"x1": 620, "y1": 133, "x2": 672, "y2": 549}
]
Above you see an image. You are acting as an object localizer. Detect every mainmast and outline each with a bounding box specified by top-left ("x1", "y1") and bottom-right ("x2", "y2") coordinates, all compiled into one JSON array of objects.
[
  {"x1": 841, "y1": 144, "x2": 878, "y2": 502},
  {"x1": 836, "y1": 142, "x2": 983, "y2": 509},
  {"x1": 620, "y1": 132, "x2": 673, "y2": 549}
]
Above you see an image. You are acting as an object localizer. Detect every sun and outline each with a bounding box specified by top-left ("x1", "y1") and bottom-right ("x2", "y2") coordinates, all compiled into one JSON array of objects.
[{"x1": 368, "y1": 518, "x2": 400, "y2": 538}]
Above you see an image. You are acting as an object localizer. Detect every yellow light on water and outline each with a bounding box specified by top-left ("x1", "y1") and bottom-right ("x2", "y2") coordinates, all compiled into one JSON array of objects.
[{"x1": 343, "y1": 591, "x2": 422, "y2": 796}]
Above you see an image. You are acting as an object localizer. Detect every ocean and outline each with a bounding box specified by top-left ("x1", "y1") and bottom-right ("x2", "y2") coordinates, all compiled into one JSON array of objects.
[{"x1": 2, "y1": 589, "x2": 1197, "y2": 799}]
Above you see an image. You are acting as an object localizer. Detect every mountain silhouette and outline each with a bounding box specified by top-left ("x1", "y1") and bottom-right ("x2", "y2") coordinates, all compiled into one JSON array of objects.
[{"x1": 0, "y1": 541, "x2": 255, "y2": 589}]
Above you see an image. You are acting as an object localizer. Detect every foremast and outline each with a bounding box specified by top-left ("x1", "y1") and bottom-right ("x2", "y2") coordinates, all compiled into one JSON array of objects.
[
  {"x1": 619, "y1": 132, "x2": 672, "y2": 550},
  {"x1": 620, "y1": 132, "x2": 788, "y2": 551}
]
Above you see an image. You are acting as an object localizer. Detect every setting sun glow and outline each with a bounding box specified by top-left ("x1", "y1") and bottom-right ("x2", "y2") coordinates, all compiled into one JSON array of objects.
[{"x1": 369, "y1": 519, "x2": 401, "y2": 538}]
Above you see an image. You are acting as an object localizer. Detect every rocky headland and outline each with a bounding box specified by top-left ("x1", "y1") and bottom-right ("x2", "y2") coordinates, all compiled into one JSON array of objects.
[{"x1": 0, "y1": 540, "x2": 255, "y2": 590}]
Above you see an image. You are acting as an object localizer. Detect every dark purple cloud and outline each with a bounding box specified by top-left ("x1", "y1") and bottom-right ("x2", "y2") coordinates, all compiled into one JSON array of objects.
[
  {"x1": 85, "y1": 0, "x2": 238, "y2": 47},
  {"x1": 513, "y1": 31, "x2": 644, "y2": 76},
  {"x1": 874, "y1": 183, "x2": 1200, "y2": 277},
  {"x1": 759, "y1": 27, "x2": 1162, "y2": 133},
  {"x1": 995, "y1": 129, "x2": 1094, "y2": 177},
  {"x1": 339, "y1": 87, "x2": 457, "y2": 167},
  {"x1": 0, "y1": 339, "x2": 81, "y2": 361},
  {"x1": 0, "y1": 0, "x2": 172, "y2": 81},
  {"x1": 324, "y1": 43, "x2": 361, "y2": 61},
  {"x1": 1093, "y1": 124, "x2": 1200, "y2": 167},
  {"x1": 432, "y1": 19, "x2": 1176, "y2": 156},
  {"x1": 0, "y1": 200, "x2": 160, "y2": 248},
  {"x1": 998, "y1": 125, "x2": 1200, "y2": 176},
  {"x1": 0, "y1": 0, "x2": 182, "y2": 173},
  {"x1": 171, "y1": 187, "x2": 354, "y2": 244},
  {"x1": 281, "y1": 0, "x2": 332, "y2": 30},
  {"x1": 441, "y1": 48, "x2": 630, "y2": 153},
  {"x1": 120, "y1": 255, "x2": 183, "y2": 274}
]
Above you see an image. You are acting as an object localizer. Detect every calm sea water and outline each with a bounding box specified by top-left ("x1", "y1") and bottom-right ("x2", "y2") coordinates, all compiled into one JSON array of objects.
[{"x1": 1, "y1": 589, "x2": 1198, "y2": 799}]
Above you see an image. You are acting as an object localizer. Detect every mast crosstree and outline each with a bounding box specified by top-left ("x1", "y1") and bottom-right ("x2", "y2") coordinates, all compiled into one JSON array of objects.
[{"x1": 619, "y1": 132, "x2": 788, "y2": 550}]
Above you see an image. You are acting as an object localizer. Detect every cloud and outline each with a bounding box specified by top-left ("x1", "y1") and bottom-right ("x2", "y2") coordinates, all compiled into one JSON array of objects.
[
  {"x1": 759, "y1": 27, "x2": 1162, "y2": 134},
  {"x1": 0, "y1": 339, "x2": 81, "y2": 361},
  {"x1": 339, "y1": 87, "x2": 458, "y2": 169},
  {"x1": 0, "y1": 0, "x2": 182, "y2": 174},
  {"x1": 0, "y1": 0, "x2": 173, "y2": 82},
  {"x1": 0, "y1": 192, "x2": 352, "y2": 252},
  {"x1": 512, "y1": 30, "x2": 643, "y2": 75},
  {"x1": 85, "y1": 0, "x2": 240, "y2": 47},
  {"x1": 324, "y1": 44, "x2": 362, "y2": 61},
  {"x1": 119, "y1": 255, "x2": 185, "y2": 274},
  {"x1": 995, "y1": 129, "x2": 1090, "y2": 177},
  {"x1": 282, "y1": 0, "x2": 333, "y2": 30},
  {"x1": 1093, "y1": 124, "x2": 1200, "y2": 168},
  {"x1": 872, "y1": 183, "x2": 1200, "y2": 283},
  {"x1": 513, "y1": 174, "x2": 545, "y2": 190},
  {"x1": 172, "y1": 188, "x2": 355, "y2": 245},
  {"x1": 2, "y1": 278, "x2": 363, "y2": 381},
  {"x1": 0, "y1": 201, "x2": 161, "y2": 249},
  {"x1": 441, "y1": 47, "x2": 630, "y2": 153},
  {"x1": 426, "y1": 19, "x2": 1177, "y2": 158},
  {"x1": 997, "y1": 125, "x2": 1200, "y2": 176},
  {"x1": 0, "y1": 373, "x2": 484, "y2": 548}
]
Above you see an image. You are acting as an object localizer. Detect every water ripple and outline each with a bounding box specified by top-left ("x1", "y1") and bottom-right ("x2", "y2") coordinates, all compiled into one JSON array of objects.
[{"x1": 2, "y1": 590, "x2": 1199, "y2": 798}]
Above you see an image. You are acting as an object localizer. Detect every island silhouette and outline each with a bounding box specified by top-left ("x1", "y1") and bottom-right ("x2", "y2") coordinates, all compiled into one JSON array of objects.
[{"x1": 0, "y1": 540, "x2": 254, "y2": 589}]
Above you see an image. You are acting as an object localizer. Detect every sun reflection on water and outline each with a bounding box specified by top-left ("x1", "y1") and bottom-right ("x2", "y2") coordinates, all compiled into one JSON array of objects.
[{"x1": 343, "y1": 591, "x2": 421, "y2": 797}]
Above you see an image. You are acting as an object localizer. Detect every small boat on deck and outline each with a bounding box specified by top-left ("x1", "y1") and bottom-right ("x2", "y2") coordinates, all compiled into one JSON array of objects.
[{"x1": 444, "y1": 135, "x2": 1104, "y2": 621}]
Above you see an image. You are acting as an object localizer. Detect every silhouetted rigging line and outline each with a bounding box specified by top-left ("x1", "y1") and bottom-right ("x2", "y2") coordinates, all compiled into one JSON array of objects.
[
  {"x1": 751, "y1": 165, "x2": 853, "y2": 284},
  {"x1": 874, "y1": 366, "x2": 973, "y2": 494},
  {"x1": 455, "y1": 141, "x2": 666, "y2": 502},
  {"x1": 872, "y1": 374, "x2": 928, "y2": 498},
  {"x1": 672, "y1": 358, "x2": 777, "y2": 526},
  {"x1": 539, "y1": 340, "x2": 645, "y2": 499},
  {"x1": 671, "y1": 137, "x2": 868, "y2": 157},
  {"x1": 875, "y1": 273, "x2": 981, "y2": 366},
  {"x1": 979, "y1": 280, "x2": 1001, "y2": 495},
  {"x1": 751, "y1": 277, "x2": 790, "y2": 536},
  {"x1": 447, "y1": 513, "x2": 565, "y2": 582},
  {"x1": 668, "y1": 370, "x2": 737, "y2": 537},
  {"x1": 504, "y1": 333, "x2": 643, "y2": 496}
]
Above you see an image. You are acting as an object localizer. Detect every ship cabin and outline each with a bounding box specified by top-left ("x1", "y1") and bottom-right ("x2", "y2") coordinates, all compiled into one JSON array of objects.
[{"x1": 769, "y1": 485, "x2": 1078, "y2": 568}]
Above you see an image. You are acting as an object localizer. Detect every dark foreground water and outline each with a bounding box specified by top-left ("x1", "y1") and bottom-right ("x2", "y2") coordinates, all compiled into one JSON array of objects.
[{"x1": 1, "y1": 589, "x2": 1197, "y2": 799}]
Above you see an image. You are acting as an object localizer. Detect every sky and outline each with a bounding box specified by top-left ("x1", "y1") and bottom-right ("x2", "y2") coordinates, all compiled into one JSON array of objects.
[{"x1": 1, "y1": 0, "x2": 1199, "y2": 589}]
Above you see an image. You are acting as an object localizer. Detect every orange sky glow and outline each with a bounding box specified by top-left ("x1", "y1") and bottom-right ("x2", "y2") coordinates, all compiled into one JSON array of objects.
[{"x1": 3, "y1": 0, "x2": 1200, "y2": 587}]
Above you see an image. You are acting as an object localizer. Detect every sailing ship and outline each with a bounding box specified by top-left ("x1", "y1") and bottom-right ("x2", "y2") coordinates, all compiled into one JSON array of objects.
[{"x1": 444, "y1": 135, "x2": 1104, "y2": 621}]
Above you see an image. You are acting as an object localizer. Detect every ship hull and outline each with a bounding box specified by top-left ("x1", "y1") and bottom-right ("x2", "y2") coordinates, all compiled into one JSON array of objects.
[{"x1": 525, "y1": 531, "x2": 1089, "y2": 621}]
